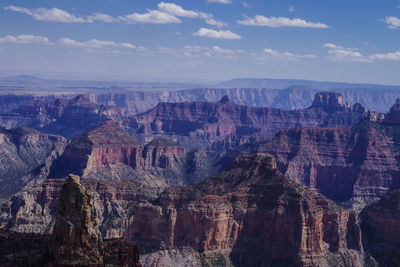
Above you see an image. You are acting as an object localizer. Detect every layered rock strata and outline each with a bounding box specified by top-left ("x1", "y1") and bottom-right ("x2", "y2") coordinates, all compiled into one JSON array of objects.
[
  {"x1": 0, "y1": 95, "x2": 124, "y2": 139},
  {"x1": 125, "y1": 154, "x2": 363, "y2": 266},
  {"x1": 124, "y1": 92, "x2": 365, "y2": 151},
  {"x1": 53, "y1": 174, "x2": 104, "y2": 265}
]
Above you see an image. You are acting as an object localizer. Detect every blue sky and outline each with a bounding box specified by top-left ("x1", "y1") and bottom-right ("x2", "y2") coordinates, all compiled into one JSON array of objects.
[{"x1": 0, "y1": 0, "x2": 399, "y2": 84}]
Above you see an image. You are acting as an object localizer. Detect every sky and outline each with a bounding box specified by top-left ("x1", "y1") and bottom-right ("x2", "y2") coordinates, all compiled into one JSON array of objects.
[{"x1": 0, "y1": 0, "x2": 400, "y2": 84}]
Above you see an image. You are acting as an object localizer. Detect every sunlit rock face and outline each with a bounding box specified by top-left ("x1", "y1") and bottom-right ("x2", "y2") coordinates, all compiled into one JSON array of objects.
[{"x1": 125, "y1": 154, "x2": 363, "y2": 266}]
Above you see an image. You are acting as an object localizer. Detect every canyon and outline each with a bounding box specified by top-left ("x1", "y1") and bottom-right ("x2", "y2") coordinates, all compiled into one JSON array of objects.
[
  {"x1": 221, "y1": 98, "x2": 400, "y2": 211},
  {"x1": 2, "y1": 76, "x2": 400, "y2": 115},
  {"x1": 0, "y1": 126, "x2": 65, "y2": 200},
  {"x1": 124, "y1": 92, "x2": 365, "y2": 151},
  {"x1": 4, "y1": 154, "x2": 400, "y2": 266},
  {"x1": 1, "y1": 90, "x2": 400, "y2": 266}
]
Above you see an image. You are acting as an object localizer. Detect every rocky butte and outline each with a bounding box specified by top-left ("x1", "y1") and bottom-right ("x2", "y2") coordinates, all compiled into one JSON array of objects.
[
  {"x1": 125, "y1": 154, "x2": 363, "y2": 266},
  {"x1": 0, "y1": 95, "x2": 124, "y2": 139},
  {"x1": 48, "y1": 120, "x2": 221, "y2": 187},
  {"x1": 123, "y1": 92, "x2": 366, "y2": 151},
  {"x1": 222, "y1": 97, "x2": 400, "y2": 211}
]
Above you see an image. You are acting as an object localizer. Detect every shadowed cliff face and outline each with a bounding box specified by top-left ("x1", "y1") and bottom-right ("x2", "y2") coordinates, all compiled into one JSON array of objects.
[
  {"x1": 220, "y1": 98, "x2": 400, "y2": 211},
  {"x1": 123, "y1": 92, "x2": 365, "y2": 151},
  {"x1": 125, "y1": 154, "x2": 363, "y2": 266},
  {"x1": 360, "y1": 190, "x2": 400, "y2": 266},
  {"x1": 0, "y1": 126, "x2": 65, "y2": 200},
  {"x1": 384, "y1": 98, "x2": 400, "y2": 125},
  {"x1": 0, "y1": 175, "x2": 142, "y2": 267},
  {"x1": 0, "y1": 95, "x2": 124, "y2": 139}
]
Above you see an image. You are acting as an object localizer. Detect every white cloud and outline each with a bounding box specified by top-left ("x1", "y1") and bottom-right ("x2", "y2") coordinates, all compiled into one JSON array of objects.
[
  {"x1": 87, "y1": 13, "x2": 119, "y2": 23},
  {"x1": 119, "y1": 9, "x2": 181, "y2": 24},
  {"x1": 207, "y1": 0, "x2": 232, "y2": 4},
  {"x1": 237, "y1": 15, "x2": 329, "y2": 28},
  {"x1": 323, "y1": 43, "x2": 370, "y2": 62},
  {"x1": 324, "y1": 43, "x2": 400, "y2": 62},
  {"x1": 5, "y1": 5, "x2": 86, "y2": 23},
  {"x1": 369, "y1": 51, "x2": 400, "y2": 61},
  {"x1": 384, "y1": 16, "x2": 400, "y2": 29},
  {"x1": 258, "y1": 48, "x2": 317, "y2": 61},
  {"x1": 212, "y1": 46, "x2": 236, "y2": 54},
  {"x1": 183, "y1": 45, "x2": 244, "y2": 59},
  {"x1": 157, "y1": 2, "x2": 227, "y2": 27},
  {"x1": 323, "y1": 43, "x2": 400, "y2": 62},
  {"x1": 0, "y1": 34, "x2": 53, "y2": 45},
  {"x1": 159, "y1": 45, "x2": 245, "y2": 59},
  {"x1": 157, "y1": 2, "x2": 200, "y2": 18},
  {"x1": 5, "y1": 4, "x2": 181, "y2": 24},
  {"x1": 193, "y1": 28, "x2": 241, "y2": 39},
  {"x1": 5, "y1": 3, "x2": 226, "y2": 27},
  {"x1": 241, "y1": 1, "x2": 252, "y2": 8},
  {"x1": 58, "y1": 38, "x2": 137, "y2": 49},
  {"x1": 289, "y1": 5, "x2": 295, "y2": 13}
]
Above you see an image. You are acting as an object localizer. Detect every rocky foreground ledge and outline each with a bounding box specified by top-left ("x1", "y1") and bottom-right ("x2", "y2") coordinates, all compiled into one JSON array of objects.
[{"x1": 0, "y1": 174, "x2": 142, "y2": 267}]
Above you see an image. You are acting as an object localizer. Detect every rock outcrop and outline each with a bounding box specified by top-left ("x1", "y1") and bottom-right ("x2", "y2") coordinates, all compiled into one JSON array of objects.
[
  {"x1": 53, "y1": 174, "x2": 104, "y2": 265},
  {"x1": 49, "y1": 121, "x2": 220, "y2": 187},
  {"x1": 222, "y1": 98, "x2": 400, "y2": 210},
  {"x1": 0, "y1": 174, "x2": 143, "y2": 267},
  {"x1": 125, "y1": 92, "x2": 365, "y2": 151},
  {"x1": 384, "y1": 98, "x2": 400, "y2": 125},
  {"x1": 125, "y1": 154, "x2": 363, "y2": 266},
  {"x1": 360, "y1": 190, "x2": 400, "y2": 266},
  {"x1": 0, "y1": 229, "x2": 53, "y2": 266},
  {"x1": 2, "y1": 82, "x2": 400, "y2": 115},
  {"x1": 311, "y1": 92, "x2": 349, "y2": 110},
  {"x1": 103, "y1": 238, "x2": 142, "y2": 267},
  {"x1": 0, "y1": 95, "x2": 124, "y2": 139},
  {"x1": 0, "y1": 126, "x2": 65, "y2": 199}
]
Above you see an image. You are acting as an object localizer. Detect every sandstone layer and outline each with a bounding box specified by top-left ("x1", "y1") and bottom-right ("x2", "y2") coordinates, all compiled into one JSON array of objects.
[
  {"x1": 124, "y1": 92, "x2": 365, "y2": 151},
  {"x1": 49, "y1": 120, "x2": 221, "y2": 187},
  {"x1": 0, "y1": 95, "x2": 124, "y2": 139},
  {"x1": 125, "y1": 154, "x2": 363, "y2": 266}
]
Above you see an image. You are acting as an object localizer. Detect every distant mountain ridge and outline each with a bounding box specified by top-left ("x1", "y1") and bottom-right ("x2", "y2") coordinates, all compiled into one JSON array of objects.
[{"x1": 217, "y1": 78, "x2": 400, "y2": 90}]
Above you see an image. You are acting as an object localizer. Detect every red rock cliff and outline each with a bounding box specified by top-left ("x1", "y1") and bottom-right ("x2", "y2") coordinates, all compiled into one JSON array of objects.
[{"x1": 125, "y1": 154, "x2": 363, "y2": 266}]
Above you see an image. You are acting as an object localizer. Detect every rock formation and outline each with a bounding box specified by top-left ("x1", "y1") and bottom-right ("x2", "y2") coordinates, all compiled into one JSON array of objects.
[
  {"x1": 49, "y1": 120, "x2": 220, "y2": 187},
  {"x1": 0, "y1": 95, "x2": 124, "y2": 139},
  {"x1": 53, "y1": 174, "x2": 104, "y2": 265},
  {"x1": 2, "y1": 83, "x2": 400, "y2": 115},
  {"x1": 103, "y1": 238, "x2": 142, "y2": 267},
  {"x1": 360, "y1": 190, "x2": 400, "y2": 266},
  {"x1": 384, "y1": 98, "x2": 400, "y2": 125},
  {"x1": 222, "y1": 98, "x2": 400, "y2": 210},
  {"x1": 0, "y1": 126, "x2": 65, "y2": 199},
  {"x1": 125, "y1": 154, "x2": 363, "y2": 266},
  {"x1": 125, "y1": 92, "x2": 365, "y2": 151},
  {"x1": 311, "y1": 92, "x2": 350, "y2": 111},
  {"x1": 0, "y1": 174, "x2": 143, "y2": 267}
]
